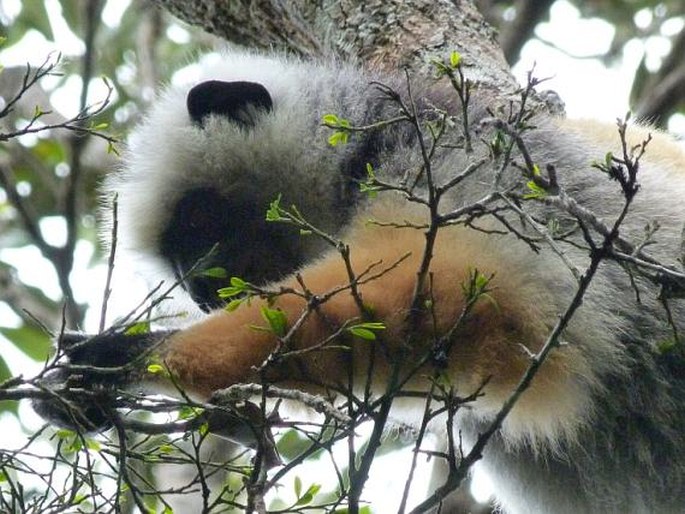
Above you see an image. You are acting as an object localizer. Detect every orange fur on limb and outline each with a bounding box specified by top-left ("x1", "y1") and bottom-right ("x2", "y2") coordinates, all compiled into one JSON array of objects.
[{"x1": 161, "y1": 201, "x2": 584, "y2": 429}]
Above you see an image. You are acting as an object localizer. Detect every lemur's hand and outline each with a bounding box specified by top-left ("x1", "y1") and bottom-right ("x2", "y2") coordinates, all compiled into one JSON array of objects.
[{"x1": 32, "y1": 330, "x2": 173, "y2": 432}]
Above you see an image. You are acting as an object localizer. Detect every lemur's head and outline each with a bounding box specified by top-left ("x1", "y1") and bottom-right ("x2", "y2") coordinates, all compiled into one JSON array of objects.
[
  {"x1": 105, "y1": 52, "x2": 376, "y2": 312},
  {"x1": 159, "y1": 79, "x2": 287, "y2": 311}
]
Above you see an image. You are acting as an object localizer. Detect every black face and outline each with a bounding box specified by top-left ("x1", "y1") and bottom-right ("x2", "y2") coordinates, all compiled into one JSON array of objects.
[
  {"x1": 160, "y1": 187, "x2": 305, "y2": 312},
  {"x1": 158, "y1": 80, "x2": 284, "y2": 312}
]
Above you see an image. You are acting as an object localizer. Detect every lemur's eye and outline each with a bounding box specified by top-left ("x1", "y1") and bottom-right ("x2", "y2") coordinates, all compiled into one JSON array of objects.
[{"x1": 186, "y1": 80, "x2": 272, "y2": 127}]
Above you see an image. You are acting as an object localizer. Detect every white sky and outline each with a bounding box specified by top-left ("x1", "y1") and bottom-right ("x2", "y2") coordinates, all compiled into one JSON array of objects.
[{"x1": 513, "y1": 1, "x2": 685, "y2": 134}]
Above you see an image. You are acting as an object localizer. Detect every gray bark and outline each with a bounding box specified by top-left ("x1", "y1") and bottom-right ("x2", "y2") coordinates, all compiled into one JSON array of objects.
[{"x1": 149, "y1": 0, "x2": 518, "y2": 99}]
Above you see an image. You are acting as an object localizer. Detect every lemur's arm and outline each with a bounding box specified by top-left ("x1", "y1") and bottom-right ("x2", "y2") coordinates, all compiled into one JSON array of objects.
[{"x1": 130, "y1": 203, "x2": 578, "y2": 415}]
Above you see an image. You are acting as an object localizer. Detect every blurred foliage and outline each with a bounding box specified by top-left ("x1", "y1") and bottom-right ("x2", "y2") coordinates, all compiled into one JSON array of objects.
[
  {"x1": 569, "y1": 0, "x2": 685, "y2": 118},
  {"x1": 480, "y1": 0, "x2": 685, "y2": 121},
  {"x1": 0, "y1": 1, "x2": 212, "y2": 409}
]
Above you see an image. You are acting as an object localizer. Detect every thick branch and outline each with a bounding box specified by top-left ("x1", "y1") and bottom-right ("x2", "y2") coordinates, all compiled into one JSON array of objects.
[{"x1": 150, "y1": 0, "x2": 518, "y2": 96}]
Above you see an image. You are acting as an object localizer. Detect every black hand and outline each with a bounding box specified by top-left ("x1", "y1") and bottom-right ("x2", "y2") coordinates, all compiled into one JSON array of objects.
[{"x1": 33, "y1": 329, "x2": 175, "y2": 432}]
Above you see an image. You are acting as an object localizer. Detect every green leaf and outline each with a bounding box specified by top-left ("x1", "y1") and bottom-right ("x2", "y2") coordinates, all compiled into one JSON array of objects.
[
  {"x1": 356, "y1": 322, "x2": 386, "y2": 330},
  {"x1": 322, "y1": 114, "x2": 339, "y2": 125},
  {"x1": 0, "y1": 354, "x2": 16, "y2": 415},
  {"x1": 523, "y1": 180, "x2": 547, "y2": 200},
  {"x1": 295, "y1": 483, "x2": 322, "y2": 506},
  {"x1": 656, "y1": 338, "x2": 679, "y2": 355},
  {"x1": 86, "y1": 439, "x2": 101, "y2": 451},
  {"x1": 347, "y1": 322, "x2": 385, "y2": 341},
  {"x1": 147, "y1": 363, "x2": 165, "y2": 375},
  {"x1": 328, "y1": 131, "x2": 349, "y2": 146},
  {"x1": 349, "y1": 327, "x2": 376, "y2": 340},
  {"x1": 360, "y1": 182, "x2": 379, "y2": 198},
  {"x1": 432, "y1": 63, "x2": 448, "y2": 77},
  {"x1": 107, "y1": 141, "x2": 120, "y2": 155},
  {"x1": 475, "y1": 272, "x2": 489, "y2": 290},
  {"x1": 178, "y1": 406, "x2": 204, "y2": 420},
  {"x1": 294, "y1": 475, "x2": 302, "y2": 498},
  {"x1": 158, "y1": 444, "x2": 175, "y2": 455},
  {"x1": 56, "y1": 429, "x2": 76, "y2": 439},
  {"x1": 361, "y1": 162, "x2": 381, "y2": 198},
  {"x1": 198, "y1": 267, "x2": 228, "y2": 279},
  {"x1": 64, "y1": 435, "x2": 83, "y2": 454},
  {"x1": 450, "y1": 51, "x2": 461, "y2": 68},
  {"x1": 230, "y1": 276, "x2": 247, "y2": 288},
  {"x1": 125, "y1": 321, "x2": 150, "y2": 335},
  {"x1": 461, "y1": 269, "x2": 495, "y2": 305},
  {"x1": 266, "y1": 194, "x2": 284, "y2": 221},
  {"x1": 277, "y1": 429, "x2": 321, "y2": 460},
  {"x1": 260, "y1": 307, "x2": 288, "y2": 337},
  {"x1": 0, "y1": 325, "x2": 51, "y2": 361},
  {"x1": 217, "y1": 287, "x2": 237, "y2": 299},
  {"x1": 225, "y1": 299, "x2": 244, "y2": 312},
  {"x1": 218, "y1": 276, "x2": 253, "y2": 300}
]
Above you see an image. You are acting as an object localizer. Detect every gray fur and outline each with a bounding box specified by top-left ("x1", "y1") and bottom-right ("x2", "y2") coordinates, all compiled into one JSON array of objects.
[{"x1": 107, "y1": 50, "x2": 685, "y2": 513}]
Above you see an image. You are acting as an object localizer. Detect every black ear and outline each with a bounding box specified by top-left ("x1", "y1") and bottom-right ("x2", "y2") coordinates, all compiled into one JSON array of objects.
[{"x1": 187, "y1": 80, "x2": 273, "y2": 127}]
